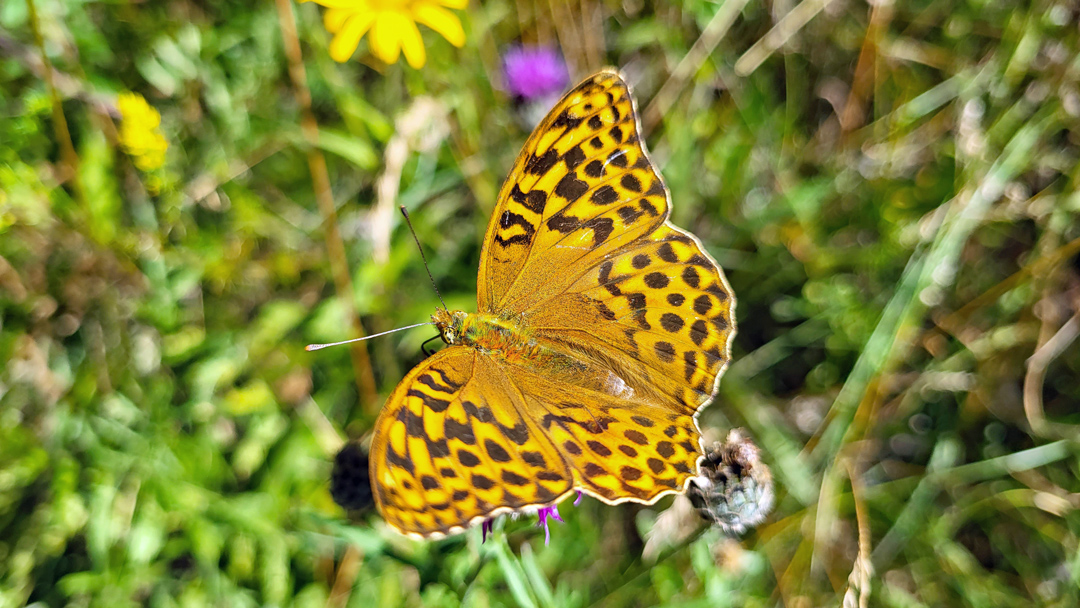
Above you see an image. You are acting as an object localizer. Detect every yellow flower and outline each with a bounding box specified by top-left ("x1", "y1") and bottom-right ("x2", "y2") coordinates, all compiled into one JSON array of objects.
[
  {"x1": 303, "y1": 0, "x2": 467, "y2": 68},
  {"x1": 117, "y1": 92, "x2": 168, "y2": 171}
]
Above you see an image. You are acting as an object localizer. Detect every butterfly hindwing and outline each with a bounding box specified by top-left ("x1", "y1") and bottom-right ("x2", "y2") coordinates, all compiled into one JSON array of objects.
[
  {"x1": 527, "y1": 224, "x2": 736, "y2": 412},
  {"x1": 506, "y1": 363, "x2": 703, "y2": 504}
]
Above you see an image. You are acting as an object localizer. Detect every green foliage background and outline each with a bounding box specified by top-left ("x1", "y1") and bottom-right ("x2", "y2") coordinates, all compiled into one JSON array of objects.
[{"x1": 3, "y1": 0, "x2": 1080, "y2": 606}]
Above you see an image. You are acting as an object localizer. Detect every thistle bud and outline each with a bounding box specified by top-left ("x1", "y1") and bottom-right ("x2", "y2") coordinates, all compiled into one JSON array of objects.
[{"x1": 330, "y1": 442, "x2": 375, "y2": 512}]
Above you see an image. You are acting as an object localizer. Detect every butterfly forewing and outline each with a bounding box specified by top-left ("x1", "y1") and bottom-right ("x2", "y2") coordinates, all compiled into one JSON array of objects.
[
  {"x1": 478, "y1": 71, "x2": 671, "y2": 315},
  {"x1": 370, "y1": 347, "x2": 574, "y2": 538}
]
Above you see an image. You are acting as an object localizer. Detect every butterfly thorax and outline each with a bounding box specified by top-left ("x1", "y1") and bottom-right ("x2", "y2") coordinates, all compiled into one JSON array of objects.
[{"x1": 432, "y1": 309, "x2": 544, "y2": 365}]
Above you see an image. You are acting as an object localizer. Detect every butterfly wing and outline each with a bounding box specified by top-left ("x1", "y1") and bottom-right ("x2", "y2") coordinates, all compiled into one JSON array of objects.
[
  {"x1": 526, "y1": 223, "x2": 735, "y2": 413},
  {"x1": 478, "y1": 69, "x2": 670, "y2": 315},
  {"x1": 369, "y1": 346, "x2": 574, "y2": 538},
  {"x1": 501, "y1": 356, "x2": 705, "y2": 505},
  {"x1": 477, "y1": 69, "x2": 735, "y2": 413}
]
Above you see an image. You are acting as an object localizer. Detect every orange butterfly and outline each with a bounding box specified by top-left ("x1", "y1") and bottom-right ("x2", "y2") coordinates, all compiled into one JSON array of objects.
[{"x1": 371, "y1": 69, "x2": 736, "y2": 539}]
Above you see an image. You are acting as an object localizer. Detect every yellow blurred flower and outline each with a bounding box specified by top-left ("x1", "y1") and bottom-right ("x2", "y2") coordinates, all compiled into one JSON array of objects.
[
  {"x1": 303, "y1": 0, "x2": 467, "y2": 68},
  {"x1": 117, "y1": 92, "x2": 168, "y2": 171}
]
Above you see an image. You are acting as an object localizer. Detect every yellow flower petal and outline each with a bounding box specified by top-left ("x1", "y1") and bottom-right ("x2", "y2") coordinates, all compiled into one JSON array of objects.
[
  {"x1": 368, "y1": 12, "x2": 404, "y2": 65},
  {"x1": 436, "y1": 0, "x2": 468, "y2": 10},
  {"x1": 323, "y1": 8, "x2": 351, "y2": 33},
  {"x1": 329, "y1": 12, "x2": 376, "y2": 62},
  {"x1": 413, "y1": 4, "x2": 465, "y2": 48},
  {"x1": 397, "y1": 18, "x2": 426, "y2": 68},
  {"x1": 308, "y1": 0, "x2": 372, "y2": 8}
]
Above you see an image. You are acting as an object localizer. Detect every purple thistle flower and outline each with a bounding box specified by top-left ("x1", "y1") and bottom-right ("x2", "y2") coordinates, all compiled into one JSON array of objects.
[
  {"x1": 574, "y1": 490, "x2": 584, "y2": 506},
  {"x1": 502, "y1": 45, "x2": 570, "y2": 101},
  {"x1": 482, "y1": 518, "x2": 494, "y2": 543},
  {"x1": 535, "y1": 504, "x2": 563, "y2": 546}
]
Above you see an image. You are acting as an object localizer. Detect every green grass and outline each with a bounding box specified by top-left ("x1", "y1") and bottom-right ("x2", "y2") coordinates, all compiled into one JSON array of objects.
[{"x1": 3, "y1": 1, "x2": 1080, "y2": 606}]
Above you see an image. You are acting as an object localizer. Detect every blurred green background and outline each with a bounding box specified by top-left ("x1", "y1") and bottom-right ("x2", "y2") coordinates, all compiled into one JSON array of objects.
[{"x1": 3, "y1": 0, "x2": 1080, "y2": 606}]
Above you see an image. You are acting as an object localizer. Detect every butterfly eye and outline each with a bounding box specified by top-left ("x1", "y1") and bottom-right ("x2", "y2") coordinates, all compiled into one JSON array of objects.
[{"x1": 443, "y1": 328, "x2": 456, "y2": 344}]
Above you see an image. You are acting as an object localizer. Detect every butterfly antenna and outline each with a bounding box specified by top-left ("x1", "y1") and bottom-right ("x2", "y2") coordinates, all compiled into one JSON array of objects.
[
  {"x1": 400, "y1": 205, "x2": 448, "y2": 311},
  {"x1": 306, "y1": 322, "x2": 435, "y2": 351}
]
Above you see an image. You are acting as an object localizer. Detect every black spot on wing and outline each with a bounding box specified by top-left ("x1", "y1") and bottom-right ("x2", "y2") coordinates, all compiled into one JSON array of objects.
[
  {"x1": 639, "y1": 199, "x2": 659, "y2": 217},
  {"x1": 607, "y1": 149, "x2": 628, "y2": 168},
  {"x1": 596, "y1": 301, "x2": 617, "y2": 320},
  {"x1": 407, "y1": 388, "x2": 450, "y2": 413},
  {"x1": 618, "y1": 205, "x2": 644, "y2": 225},
  {"x1": 445, "y1": 418, "x2": 475, "y2": 445},
  {"x1": 458, "y1": 449, "x2": 480, "y2": 467},
  {"x1": 683, "y1": 351, "x2": 697, "y2": 382},
  {"x1": 657, "y1": 242, "x2": 678, "y2": 263},
  {"x1": 660, "y1": 313, "x2": 684, "y2": 333},
  {"x1": 471, "y1": 474, "x2": 495, "y2": 490},
  {"x1": 693, "y1": 295, "x2": 712, "y2": 315},
  {"x1": 583, "y1": 217, "x2": 614, "y2": 247},
  {"x1": 654, "y1": 341, "x2": 676, "y2": 363},
  {"x1": 431, "y1": 368, "x2": 462, "y2": 391},
  {"x1": 428, "y1": 437, "x2": 450, "y2": 458},
  {"x1": 587, "y1": 440, "x2": 612, "y2": 457},
  {"x1": 500, "y1": 422, "x2": 529, "y2": 445},
  {"x1": 563, "y1": 145, "x2": 586, "y2": 170},
  {"x1": 417, "y1": 374, "x2": 455, "y2": 395},
  {"x1": 398, "y1": 408, "x2": 425, "y2": 437},
  {"x1": 537, "y1": 471, "x2": 564, "y2": 482},
  {"x1": 625, "y1": 429, "x2": 649, "y2": 445},
  {"x1": 555, "y1": 174, "x2": 589, "y2": 202},
  {"x1": 526, "y1": 149, "x2": 558, "y2": 176},
  {"x1": 485, "y1": 439, "x2": 511, "y2": 462},
  {"x1": 690, "y1": 319, "x2": 708, "y2": 346},
  {"x1": 547, "y1": 213, "x2": 581, "y2": 233},
  {"x1": 510, "y1": 184, "x2": 548, "y2": 214},
  {"x1": 584, "y1": 462, "x2": 608, "y2": 477},
  {"x1": 644, "y1": 272, "x2": 669, "y2": 289},
  {"x1": 682, "y1": 266, "x2": 701, "y2": 288},
  {"x1": 386, "y1": 445, "x2": 414, "y2": 474},
  {"x1": 522, "y1": 451, "x2": 547, "y2": 468},
  {"x1": 705, "y1": 283, "x2": 730, "y2": 301},
  {"x1": 551, "y1": 109, "x2": 583, "y2": 130},
  {"x1": 591, "y1": 185, "x2": 619, "y2": 206},
  {"x1": 501, "y1": 470, "x2": 530, "y2": 486}
]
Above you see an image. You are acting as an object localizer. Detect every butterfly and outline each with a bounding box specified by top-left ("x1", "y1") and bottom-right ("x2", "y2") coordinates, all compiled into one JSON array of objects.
[{"x1": 370, "y1": 69, "x2": 736, "y2": 539}]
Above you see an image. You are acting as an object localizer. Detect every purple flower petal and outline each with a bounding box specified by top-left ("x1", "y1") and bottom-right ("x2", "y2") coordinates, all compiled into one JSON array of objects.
[
  {"x1": 502, "y1": 45, "x2": 570, "y2": 100},
  {"x1": 535, "y1": 504, "x2": 564, "y2": 546},
  {"x1": 482, "y1": 518, "x2": 494, "y2": 543},
  {"x1": 574, "y1": 490, "x2": 584, "y2": 506}
]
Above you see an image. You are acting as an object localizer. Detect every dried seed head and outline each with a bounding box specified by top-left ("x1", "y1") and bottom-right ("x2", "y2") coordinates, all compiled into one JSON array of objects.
[{"x1": 687, "y1": 429, "x2": 774, "y2": 535}]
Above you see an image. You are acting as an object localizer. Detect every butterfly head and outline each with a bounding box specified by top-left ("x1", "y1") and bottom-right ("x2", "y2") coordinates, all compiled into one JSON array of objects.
[{"x1": 431, "y1": 309, "x2": 468, "y2": 345}]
